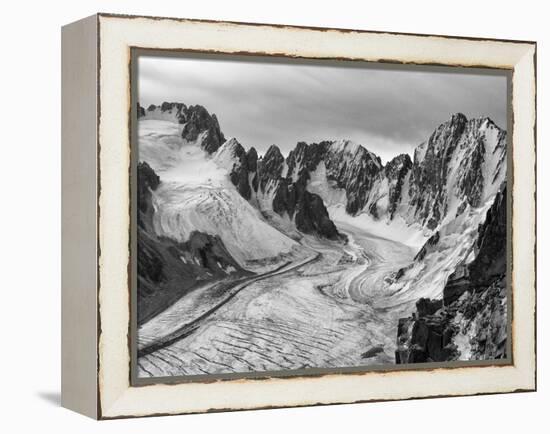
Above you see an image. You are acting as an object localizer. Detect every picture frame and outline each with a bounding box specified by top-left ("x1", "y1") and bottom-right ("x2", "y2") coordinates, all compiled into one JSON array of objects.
[{"x1": 61, "y1": 13, "x2": 536, "y2": 419}]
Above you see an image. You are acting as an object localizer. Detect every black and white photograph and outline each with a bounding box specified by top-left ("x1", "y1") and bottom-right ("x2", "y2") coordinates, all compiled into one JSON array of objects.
[
  {"x1": 134, "y1": 53, "x2": 509, "y2": 379},
  {"x1": 0, "y1": 0, "x2": 545, "y2": 428}
]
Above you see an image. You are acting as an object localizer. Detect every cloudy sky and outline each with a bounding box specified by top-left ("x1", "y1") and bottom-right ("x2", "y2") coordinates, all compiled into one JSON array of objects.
[{"x1": 138, "y1": 54, "x2": 508, "y2": 163}]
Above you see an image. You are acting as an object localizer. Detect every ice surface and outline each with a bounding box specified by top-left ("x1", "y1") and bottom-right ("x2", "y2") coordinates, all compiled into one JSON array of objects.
[
  {"x1": 139, "y1": 120, "x2": 306, "y2": 272},
  {"x1": 136, "y1": 115, "x2": 506, "y2": 377}
]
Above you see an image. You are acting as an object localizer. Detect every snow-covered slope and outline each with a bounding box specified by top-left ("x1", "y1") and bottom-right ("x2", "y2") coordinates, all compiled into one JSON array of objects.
[
  {"x1": 139, "y1": 119, "x2": 307, "y2": 272},
  {"x1": 151, "y1": 183, "x2": 304, "y2": 270}
]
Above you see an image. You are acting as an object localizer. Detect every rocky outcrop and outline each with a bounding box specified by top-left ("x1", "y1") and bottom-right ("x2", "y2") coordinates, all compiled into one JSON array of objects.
[
  {"x1": 141, "y1": 102, "x2": 225, "y2": 153},
  {"x1": 396, "y1": 185, "x2": 507, "y2": 364},
  {"x1": 385, "y1": 154, "x2": 412, "y2": 219},
  {"x1": 181, "y1": 105, "x2": 225, "y2": 153},
  {"x1": 294, "y1": 189, "x2": 341, "y2": 240},
  {"x1": 408, "y1": 113, "x2": 467, "y2": 229},
  {"x1": 324, "y1": 140, "x2": 383, "y2": 215},
  {"x1": 273, "y1": 174, "x2": 341, "y2": 240},
  {"x1": 465, "y1": 184, "x2": 507, "y2": 285},
  {"x1": 137, "y1": 162, "x2": 159, "y2": 221},
  {"x1": 395, "y1": 298, "x2": 455, "y2": 364},
  {"x1": 258, "y1": 145, "x2": 286, "y2": 191},
  {"x1": 395, "y1": 277, "x2": 507, "y2": 364},
  {"x1": 413, "y1": 231, "x2": 440, "y2": 261},
  {"x1": 145, "y1": 102, "x2": 188, "y2": 122},
  {"x1": 286, "y1": 141, "x2": 331, "y2": 176},
  {"x1": 137, "y1": 103, "x2": 146, "y2": 118},
  {"x1": 220, "y1": 139, "x2": 251, "y2": 200},
  {"x1": 444, "y1": 185, "x2": 506, "y2": 305}
]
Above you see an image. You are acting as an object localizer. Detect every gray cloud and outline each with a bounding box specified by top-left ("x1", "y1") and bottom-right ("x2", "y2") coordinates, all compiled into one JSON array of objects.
[{"x1": 138, "y1": 54, "x2": 508, "y2": 163}]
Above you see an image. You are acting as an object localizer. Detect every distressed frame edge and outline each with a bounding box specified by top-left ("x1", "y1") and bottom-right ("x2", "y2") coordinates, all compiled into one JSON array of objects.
[
  {"x1": 94, "y1": 14, "x2": 537, "y2": 419},
  {"x1": 95, "y1": 11, "x2": 537, "y2": 46},
  {"x1": 61, "y1": 13, "x2": 100, "y2": 420}
]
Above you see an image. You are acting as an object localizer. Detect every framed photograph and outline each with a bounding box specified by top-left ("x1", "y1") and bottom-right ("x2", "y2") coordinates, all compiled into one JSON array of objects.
[{"x1": 61, "y1": 13, "x2": 536, "y2": 419}]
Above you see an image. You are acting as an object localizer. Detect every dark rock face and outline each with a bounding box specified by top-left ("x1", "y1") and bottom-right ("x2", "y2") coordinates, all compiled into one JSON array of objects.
[
  {"x1": 258, "y1": 145, "x2": 285, "y2": 192},
  {"x1": 443, "y1": 185, "x2": 506, "y2": 305},
  {"x1": 467, "y1": 185, "x2": 507, "y2": 286},
  {"x1": 224, "y1": 139, "x2": 252, "y2": 200},
  {"x1": 246, "y1": 147, "x2": 258, "y2": 172},
  {"x1": 407, "y1": 114, "x2": 506, "y2": 229},
  {"x1": 181, "y1": 105, "x2": 225, "y2": 153},
  {"x1": 395, "y1": 305, "x2": 456, "y2": 364},
  {"x1": 286, "y1": 141, "x2": 330, "y2": 176},
  {"x1": 223, "y1": 140, "x2": 342, "y2": 240},
  {"x1": 136, "y1": 162, "x2": 247, "y2": 324},
  {"x1": 181, "y1": 231, "x2": 242, "y2": 275},
  {"x1": 324, "y1": 141, "x2": 383, "y2": 215},
  {"x1": 385, "y1": 154, "x2": 412, "y2": 218},
  {"x1": 137, "y1": 103, "x2": 146, "y2": 118},
  {"x1": 258, "y1": 143, "x2": 341, "y2": 240},
  {"x1": 414, "y1": 231, "x2": 440, "y2": 261},
  {"x1": 295, "y1": 190, "x2": 341, "y2": 239},
  {"x1": 395, "y1": 277, "x2": 507, "y2": 364},
  {"x1": 146, "y1": 102, "x2": 188, "y2": 122},
  {"x1": 144, "y1": 102, "x2": 225, "y2": 153},
  {"x1": 247, "y1": 147, "x2": 259, "y2": 191},
  {"x1": 458, "y1": 137, "x2": 485, "y2": 208},
  {"x1": 275, "y1": 178, "x2": 340, "y2": 240},
  {"x1": 137, "y1": 161, "x2": 160, "y2": 225},
  {"x1": 408, "y1": 113, "x2": 467, "y2": 229},
  {"x1": 396, "y1": 185, "x2": 507, "y2": 364}
]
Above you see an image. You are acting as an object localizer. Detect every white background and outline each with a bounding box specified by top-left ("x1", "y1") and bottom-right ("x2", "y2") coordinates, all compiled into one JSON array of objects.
[{"x1": 0, "y1": 0, "x2": 546, "y2": 432}]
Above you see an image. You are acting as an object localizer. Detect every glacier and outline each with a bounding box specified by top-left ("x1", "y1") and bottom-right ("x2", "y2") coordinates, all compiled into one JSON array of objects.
[{"x1": 136, "y1": 104, "x2": 508, "y2": 377}]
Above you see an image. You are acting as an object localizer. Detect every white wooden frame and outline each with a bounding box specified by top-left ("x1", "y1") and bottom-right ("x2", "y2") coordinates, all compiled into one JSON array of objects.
[{"x1": 61, "y1": 13, "x2": 536, "y2": 419}]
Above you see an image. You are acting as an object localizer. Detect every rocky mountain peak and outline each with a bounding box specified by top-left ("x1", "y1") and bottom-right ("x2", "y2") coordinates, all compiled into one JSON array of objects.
[
  {"x1": 450, "y1": 112, "x2": 468, "y2": 125},
  {"x1": 137, "y1": 161, "x2": 160, "y2": 215},
  {"x1": 258, "y1": 145, "x2": 285, "y2": 191},
  {"x1": 384, "y1": 153, "x2": 413, "y2": 219},
  {"x1": 246, "y1": 147, "x2": 258, "y2": 173},
  {"x1": 263, "y1": 144, "x2": 284, "y2": 163},
  {"x1": 137, "y1": 103, "x2": 146, "y2": 118},
  {"x1": 139, "y1": 101, "x2": 225, "y2": 153},
  {"x1": 286, "y1": 141, "x2": 331, "y2": 178},
  {"x1": 224, "y1": 137, "x2": 246, "y2": 157},
  {"x1": 406, "y1": 112, "x2": 506, "y2": 229},
  {"x1": 143, "y1": 102, "x2": 188, "y2": 123},
  {"x1": 160, "y1": 101, "x2": 187, "y2": 114},
  {"x1": 181, "y1": 104, "x2": 225, "y2": 154},
  {"x1": 324, "y1": 140, "x2": 384, "y2": 215},
  {"x1": 385, "y1": 153, "x2": 412, "y2": 177}
]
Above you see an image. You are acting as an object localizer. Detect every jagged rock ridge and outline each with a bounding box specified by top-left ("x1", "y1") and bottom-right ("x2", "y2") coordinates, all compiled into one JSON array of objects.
[
  {"x1": 218, "y1": 113, "x2": 505, "y2": 239},
  {"x1": 140, "y1": 101, "x2": 506, "y2": 244},
  {"x1": 139, "y1": 102, "x2": 225, "y2": 154}
]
